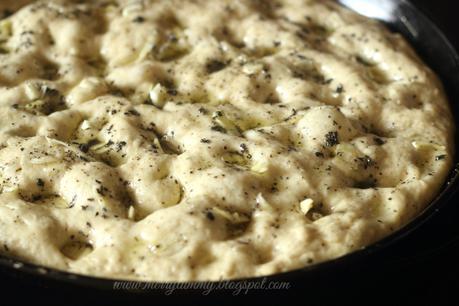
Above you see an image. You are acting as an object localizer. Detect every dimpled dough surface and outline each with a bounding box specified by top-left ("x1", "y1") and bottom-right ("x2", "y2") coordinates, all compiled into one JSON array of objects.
[{"x1": 0, "y1": 0, "x2": 455, "y2": 281}]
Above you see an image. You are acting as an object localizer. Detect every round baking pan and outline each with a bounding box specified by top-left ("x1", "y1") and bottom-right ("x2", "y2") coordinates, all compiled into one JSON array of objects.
[{"x1": 0, "y1": 0, "x2": 458, "y2": 294}]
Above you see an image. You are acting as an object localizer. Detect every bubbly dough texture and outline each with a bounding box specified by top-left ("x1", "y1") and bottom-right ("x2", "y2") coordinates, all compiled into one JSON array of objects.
[{"x1": 0, "y1": 0, "x2": 455, "y2": 281}]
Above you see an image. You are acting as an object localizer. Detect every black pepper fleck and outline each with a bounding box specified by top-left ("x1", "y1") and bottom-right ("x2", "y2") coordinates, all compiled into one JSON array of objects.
[
  {"x1": 357, "y1": 155, "x2": 375, "y2": 169},
  {"x1": 336, "y1": 84, "x2": 344, "y2": 93},
  {"x1": 36, "y1": 178, "x2": 45, "y2": 187},
  {"x1": 324, "y1": 131, "x2": 339, "y2": 147},
  {"x1": 206, "y1": 211, "x2": 215, "y2": 221}
]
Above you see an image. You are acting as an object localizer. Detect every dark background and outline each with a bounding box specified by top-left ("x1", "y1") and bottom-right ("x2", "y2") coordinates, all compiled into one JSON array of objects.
[
  {"x1": 415, "y1": 0, "x2": 458, "y2": 48},
  {"x1": 1, "y1": 1, "x2": 458, "y2": 305}
]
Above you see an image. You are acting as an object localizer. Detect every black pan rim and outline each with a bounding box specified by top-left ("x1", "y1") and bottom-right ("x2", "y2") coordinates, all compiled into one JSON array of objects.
[{"x1": 0, "y1": 0, "x2": 458, "y2": 291}]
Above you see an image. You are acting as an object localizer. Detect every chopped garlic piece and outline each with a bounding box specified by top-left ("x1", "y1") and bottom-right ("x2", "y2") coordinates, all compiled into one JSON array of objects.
[
  {"x1": 411, "y1": 141, "x2": 445, "y2": 151},
  {"x1": 256, "y1": 193, "x2": 271, "y2": 209},
  {"x1": 214, "y1": 118, "x2": 231, "y2": 131},
  {"x1": 213, "y1": 112, "x2": 241, "y2": 135},
  {"x1": 81, "y1": 77, "x2": 104, "y2": 89},
  {"x1": 411, "y1": 141, "x2": 423, "y2": 149},
  {"x1": 36, "y1": 195, "x2": 68, "y2": 209},
  {"x1": 152, "y1": 138, "x2": 165, "y2": 154},
  {"x1": 23, "y1": 100, "x2": 47, "y2": 115},
  {"x1": 30, "y1": 155, "x2": 59, "y2": 164},
  {"x1": 24, "y1": 83, "x2": 42, "y2": 101},
  {"x1": 149, "y1": 84, "x2": 167, "y2": 108},
  {"x1": 90, "y1": 142, "x2": 108, "y2": 152},
  {"x1": 128, "y1": 206, "x2": 136, "y2": 220},
  {"x1": 154, "y1": 30, "x2": 188, "y2": 61},
  {"x1": 80, "y1": 120, "x2": 91, "y2": 130},
  {"x1": 311, "y1": 212, "x2": 323, "y2": 221},
  {"x1": 221, "y1": 152, "x2": 247, "y2": 167},
  {"x1": 0, "y1": 20, "x2": 12, "y2": 41},
  {"x1": 136, "y1": 38, "x2": 155, "y2": 62},
  {"x1": 67, "y1": 77, "x2": 108, "y2": 105},
  {"x1": 122, "y1": 1, "x2": 143, "y2": 17},
  {"x1": 300, "y1": 198, "x2": 314, "y2": 215},
  {"x1": 251, "y1": 160, "x2": 269, "y2": 174},
  {"x1": 212, "y1": 207, "x2": 249, "y2": 224},
  {"x1": 236, "y1": 54, "x2": 249, "y2": 65},
  {"x1": 61, "y1": 241, "x2": 93, "y2": 260},
  {"x1": 242, "y1": 62, "x2": 264, "y2": 75},
  {"x1": 333, "y1": 143, "x2": 361, "y2": 174}
]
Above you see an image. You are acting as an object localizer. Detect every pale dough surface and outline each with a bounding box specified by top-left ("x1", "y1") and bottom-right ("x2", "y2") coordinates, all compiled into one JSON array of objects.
[{"x1": 0, "y1": 0, "x2": 454, "y2": 281}]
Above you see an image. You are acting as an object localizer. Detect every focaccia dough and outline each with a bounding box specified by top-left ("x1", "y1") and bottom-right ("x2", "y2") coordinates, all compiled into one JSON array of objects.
[{"x1": 0, "y1": 0, "x2": 454, "y2": 281}]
